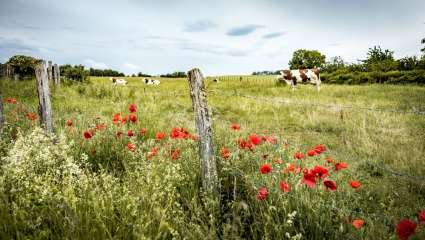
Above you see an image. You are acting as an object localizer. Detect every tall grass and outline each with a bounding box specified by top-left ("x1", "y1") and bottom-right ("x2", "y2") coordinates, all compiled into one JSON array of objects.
[{"x1": 0, "y1": 77, "x2": 424, "y2": 239}]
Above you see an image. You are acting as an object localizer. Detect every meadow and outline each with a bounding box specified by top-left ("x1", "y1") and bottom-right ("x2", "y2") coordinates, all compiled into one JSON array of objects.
[{"x1": 0, "y1": 75, "x2": 424, "y2": 239}]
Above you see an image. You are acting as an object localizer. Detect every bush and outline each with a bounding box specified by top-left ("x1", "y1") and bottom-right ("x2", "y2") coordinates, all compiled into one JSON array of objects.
[{"x1": 321, "y1": 70, "x2": 425, "y2": 85}]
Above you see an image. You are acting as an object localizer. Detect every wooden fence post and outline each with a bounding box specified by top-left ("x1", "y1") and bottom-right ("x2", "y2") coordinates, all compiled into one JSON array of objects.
[
  {"x1": 53, "y1": 64, "x2": 60, "y2": 85},
  {"x1": 0, "y1": 94, "x2": 4, "y2": 131},
  {"x1": 47, "y1": 61, "x2": 53, "y2": 82},
  {"x1": 35, "y1": 60, "x2": 54, "y2": 133},
  {"x1": 187, "y1": 68, "x2": 219, "y2": 195}
]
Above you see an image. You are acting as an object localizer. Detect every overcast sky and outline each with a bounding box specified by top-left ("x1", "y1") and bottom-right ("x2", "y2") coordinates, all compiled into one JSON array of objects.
[{"x1": 0, "y1": 0, "x2": 424, "y2": 75}]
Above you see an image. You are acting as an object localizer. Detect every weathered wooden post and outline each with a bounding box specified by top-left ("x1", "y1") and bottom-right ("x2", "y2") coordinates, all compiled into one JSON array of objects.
[
  {"x1": 35, "y1": 60, "x2": 54, "y2": 133},
  {"x1": 53, "y1": 64, "x2": 60, "y2": 85},
  {"x1": 47, "y1": 61, "x2": 53, "y2": 82},
  {"x1": 187, "y1": 68, "x2": 219, "y2": 195},
  {"x1": 0, "y1": 94, "x2": 4, "y2": 131}
]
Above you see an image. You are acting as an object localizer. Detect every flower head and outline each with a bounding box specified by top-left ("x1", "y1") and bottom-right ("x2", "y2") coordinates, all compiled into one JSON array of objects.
[
  {"x1": 127, "y1": 143, "x2": 135, "y2": 151},
  {"x1": 66, "y1": 120, "x2": 73, "y2": 126},
  {"x1": 324, "y1": 180, "x2": 337, "y2": 191},
  {"x1": 220, "y1": 147, "x2": 230, "y2": 160},
  {"x1": 396, "y1": 220, "x2": 417, "y2": 240},
  {"x1": 294, "y1": 152, "x2": 305, "y2": 159},
  {"x1": 279, "y1": 181, "x2": 291, "y2": 192},
  {"x1": 127, "y1": 130, "x2": 134, "y2": 137},
  {"x1": 259, "y1": 164, "x2": 272, "y2": 174},
  {"x1": 418, "y1": 211, "x2": 425, "y2": 224},
  {"x1": 256, "y1": 187, "x2": 268, "y2": 201},
  {"x1": 248, "y1": 134, "x2": 262, "y2": 145},
  {"x1": 231, "y1": 123, "x2": 240, "y2": 131},
  {"x1": 314, "y1": 144, "x2": 326, "y2": 154},
  {"x1": 171, "y1": 149, "x2": 181, "y2": 160},
  {"x1": 84, "y1": 131, "x2": 93, "y2": 139},
  {"x1": 156, "y1": 132, "x2": 165, "y2": 140},
  {"x1": 307, "y1": 150, "x2": 316, "y2": 157},
  {"x1": 129, "y1": 114, "x2": 137, "y2": 123},
  {"x1": 352, "y1": 219, "x2": 365, "y2": 229},
  {"x1": 129, "y1": 103, "x2": 137, "y2": 113},
  {"x1": 350, "y1": 181, "x2": 361, "y2": 189},
  {"x1": 335, "y1": 162, "x2": 348, "y2": 171}
]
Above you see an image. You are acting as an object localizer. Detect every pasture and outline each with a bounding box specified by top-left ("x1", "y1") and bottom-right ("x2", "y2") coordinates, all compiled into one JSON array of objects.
[{"x1": 1, "y1": 76, "x2": 425, "y2": 239}]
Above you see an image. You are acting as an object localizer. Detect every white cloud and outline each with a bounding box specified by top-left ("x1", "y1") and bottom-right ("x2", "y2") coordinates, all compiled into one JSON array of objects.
[
  {"x1": 122, "y1": 63, "x2": 141, "y2": 70},
  {"x1": 83, "y1": 59, "x2": 109, "y2": 69}
]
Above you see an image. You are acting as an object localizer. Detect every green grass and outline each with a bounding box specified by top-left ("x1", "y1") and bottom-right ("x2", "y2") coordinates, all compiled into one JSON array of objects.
[{"x1": 1, "y1": 76, "x2": 424, "y2": 239}]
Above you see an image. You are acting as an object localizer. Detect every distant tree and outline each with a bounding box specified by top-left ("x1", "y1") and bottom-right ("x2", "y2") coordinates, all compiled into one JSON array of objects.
[
  {"x1": 288, "y1": 49, "x2": 326, "y2": 69},
  {"x1": 6, "y1": 55, "x2": 40, "y2": 79},
  {"x1": 323, "y1": 56, "x2": 345, "y2": 72},
  {"x1": 363, "y1": 46, "x2": 397, "y2": 71},
  {"x1": 160, "y1": 71, "x2": 187, "y2": 78},
  {"x1": 61, "y1": 64, "x2": 89, "y2": 82},
  {"x1": 421, "y1": 37, "x2": 425, "y2": 53},
  {"x1": 89, "y1": 68, "x2": 125, "y2": 77},
  {"x1": 137, "y1": 72, "x2": 151, "y2": 77},
  {"x1": 398, "y1": 56, "x2": 419, "y2": 71}
]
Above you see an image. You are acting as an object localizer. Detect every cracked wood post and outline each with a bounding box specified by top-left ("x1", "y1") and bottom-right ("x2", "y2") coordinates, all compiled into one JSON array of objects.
[
  {"x1": 187, "y1": 68, "x2": 219, "y2": 195},
  {"x1": 53, "y1": 64, "x2": 60, "y2": 85},
  {"x1": 35, "y1": 60, "x2": 54, "y2": 133}
]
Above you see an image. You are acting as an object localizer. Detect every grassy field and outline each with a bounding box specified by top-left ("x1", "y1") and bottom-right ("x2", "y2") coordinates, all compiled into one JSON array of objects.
[{"x1": 1, "y1": 76, "x2": 425, "y2": 239}]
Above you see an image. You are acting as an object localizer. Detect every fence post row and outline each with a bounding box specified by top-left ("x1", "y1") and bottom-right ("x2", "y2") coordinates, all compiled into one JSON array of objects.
[
  {"x1": 35, "y1": 60, "x2": 54, "y2": 133},
  {"x1": 187, "y1": 68, "x2": 219, "y2": 196}
]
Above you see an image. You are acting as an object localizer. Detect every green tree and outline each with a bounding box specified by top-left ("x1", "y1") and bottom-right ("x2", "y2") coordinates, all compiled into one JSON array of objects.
[
  {"x1": 60, "y1": 64, "x2": 89, "y2": 82},
  {"x1": 398, "y1": 56, "x2": 419, "y2": 71},
  {"x1": 323, "y1": 56, "x2": 345, "y2": 72},
  {"x1": 6, "y1": 55, "x2": 40, "y2": 78},
  {"x1": 421, "y1": 37, "x2": 425, "y2": 53},
  {"x1": 288, "y1": 49, "x2": 326, "y2": 69},
  {"x1": 363, "y1": 46, "x2": 397, "y2": 71}
]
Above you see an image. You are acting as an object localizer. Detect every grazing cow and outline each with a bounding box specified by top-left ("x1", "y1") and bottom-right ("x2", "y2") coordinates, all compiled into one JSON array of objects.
[
  {"x1": 213, "y1": 78, "x2": 219, "y2": 83},
  {"x1": 144, "y1": 78, "x2": 160, "y2": 85},
  {"x1": 111, "y1": 77, "x2": 127, "y2": 86},
  {"x1": 277, "y1": 68, "x2": 321, "y2": 91}
]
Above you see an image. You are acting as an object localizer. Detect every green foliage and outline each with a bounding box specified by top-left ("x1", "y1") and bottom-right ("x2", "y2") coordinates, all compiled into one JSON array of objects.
[
  {"x1": 363, "y1": 46, "x2": 398, "y2": 72},
  {"x1": 61, "y1": 64, "x2": 89, "y2": 82},
  {"x1": 421, "y1": 37, "x2": 425, "y2": 53},
  {"x1": 137, "y1": 72, "x2": 152, "y2": 77},
  {"x1": 6, "y1": 55, "x2": 40, "y2": 78},
  {"x1": 321, "y1": 70, "x2": 425, "y2": 84},
  {"x1": 288, "y1": 49, "x2": 326, "y2": 69},
  {"x1": 323, "y1": 56, "x2": 345, "y2": 72},
  {"x1": 160, "y1": 71, "x2": 187, "y2": 78},
  {"x1": 89, "y1": 68, "x2": 125, "y2": 77}
]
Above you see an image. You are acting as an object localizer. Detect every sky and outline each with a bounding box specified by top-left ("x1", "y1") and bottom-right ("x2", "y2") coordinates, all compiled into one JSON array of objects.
[{"x1": 0, "y1": 0, "x2": 424, "y2": 76}]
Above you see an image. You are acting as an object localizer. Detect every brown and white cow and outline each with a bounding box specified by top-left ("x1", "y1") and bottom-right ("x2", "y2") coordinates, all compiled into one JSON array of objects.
[{"x1": 277, "y1": 68, "x2": 321, "y2": 91}]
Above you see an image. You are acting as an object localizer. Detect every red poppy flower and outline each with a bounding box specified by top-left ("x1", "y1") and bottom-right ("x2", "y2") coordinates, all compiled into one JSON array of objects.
[
  {"x1": 352, "y1": 219, "x2": 365, "y2": 229},
  {"x1": 256, "y1": 187, "x2": 268, "y2": 201},
  {"x1": 95, "y1": 124, "x2": 106, "y2": 131},
  {"x1": 238, "y1": 138, "x2": 254, "y2": 151},
  {"x1": 26, "y1": 113, "x2": 38, "y2": 121},
  {"x1": 279, "y1": 181, "x2": 291, "y2": 192},
  {"x1": 127, "y1": 143, "x2": 135, "y2": 151},
  {"x1": 350, "y1": 181, "x2": 361, "y2": 189},
  {"x1": 140, "y1": 128, "x2": 147, "y2": 135},
  {"x1": 84, "y1": 131, "x2": 93, "y2": 139},
  {"x1": 259, "y1": 164, "x2": 272, "y2": 174},
  {"x1": 418, "y1": 211, "x2": 425, "y2": 224},
  {"x1": 129, "y1": 103, "x2": 137, "y2": 113},
  {"x1": 129, "y1": 114, "x2": 137, "y2": 123},
  {"x1": 249, "y1": 134, "x2": 262, "y2": 145},
  {"x1": 156, "y1": 132, "x2": 165, "y2": 140},
  {"x1": 231, "y1": 123, "x2": 240, "y2": 131},
  {"x1": 170, "y1": 127, "x2": 190, "y2": 139},
  {"x1": 112, "y1": 113, "x2": 121, "y2": 123},
  {"x1": 127, "y1": 130, "x2": 134, "y2": 137},
  {"x1": 335, "y1": 162, "x2": 348, "y2": 171},
  {"x1": 294, "y1": 152, "x2": 305, "y2": 159},
  {"x1": 262, "y1": 136, "x2": 276, "y2": 144},
  {"x1": 171, "y1": 149, "x2": 181, "y2": 160},
  {"x1": 302, "y1": 171, "x2": 317, "y2": 187},
  {"x1": 116, "y1": 131, "x2": 123, "y2": 138},
  {"x1": 285, "y1": 163, "x2": 296, "y2": 173},
  {"x1": 220, "y1": 147, "x2": 230, "y2": 159},
  {"x1": 121, "y1": 115, "x2": 128, "y2": 123},
  {"x1": 307, "y1": 150, "x2": 316, "y2": 157},
  {"x1": 66, "y1": 120, "x2": 73, "y2": 126},
  {"x1": 5, "y1": 98, "x2": 17, "y2": 104},
  {"x1": 314, "y1": 144, "x2": 326, "y2": 154},
  {"x1": 396, "y1": 220, "x2": 417, "y2": 240},
  {"x1": 324, "y1": 180, "x2": 337, "y2": 191},
  {"x1": 312, "y1": 166, "x2": 329, "y2": 179}
]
